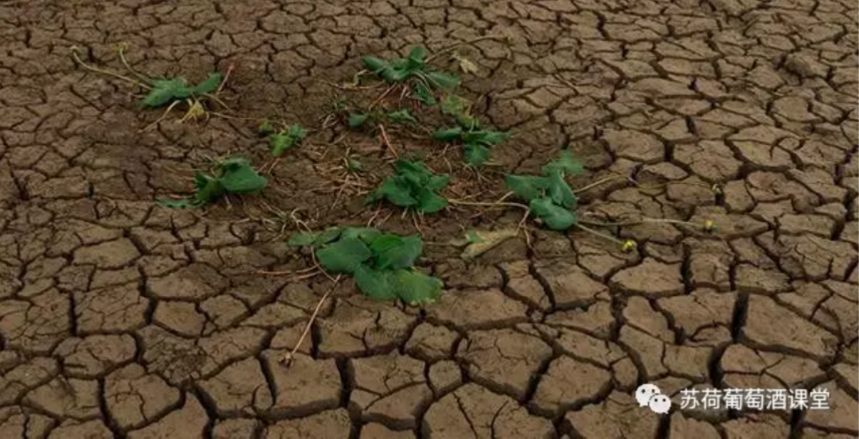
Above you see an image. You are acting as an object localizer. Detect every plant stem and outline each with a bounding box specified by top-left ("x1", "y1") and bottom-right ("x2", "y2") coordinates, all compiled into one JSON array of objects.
[
  {"x1": 573, "y1": 175, "x2": 622, "y2": 194},
  {"x1": 448, "y1": 192, "x2": 527, "y2": 210},
  {"x1": 426, "y1": 34, "x2": 508, "y2": 63},
  {"x1": 573, "y1": 223, "x2": 626, "y2": 246},
  {"x1": 117, "y1": 45, "x2": 153, "y2": 86},
  {"x1": 280, "y1": 275, "x2": 342, "y2": 367},
  {"x1": 71, "y1": 47, "x2": 152, "y2": 90}
]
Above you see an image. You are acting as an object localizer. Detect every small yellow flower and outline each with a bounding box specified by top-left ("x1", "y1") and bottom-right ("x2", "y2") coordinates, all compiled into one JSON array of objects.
[
  {"x1": 621, "y1": 239, "x2": 637, "y2": 253},
  {"x1": 704, "y1": 219, "x2": 716, "y2": 233}
]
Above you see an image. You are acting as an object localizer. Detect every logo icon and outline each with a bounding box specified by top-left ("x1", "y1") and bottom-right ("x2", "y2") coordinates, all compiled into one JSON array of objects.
[{"x1": 636, "y1": 383, "x2": 672, "y2": 414}]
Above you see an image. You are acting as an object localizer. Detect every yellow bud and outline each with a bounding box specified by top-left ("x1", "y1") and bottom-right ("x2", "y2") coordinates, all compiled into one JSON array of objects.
[
  {"x1": 621, "y1": 239, "x2": 637, "y2": 253},
  {"x1": 704, "y1": 219, "x2": 716, "y2": 233}
]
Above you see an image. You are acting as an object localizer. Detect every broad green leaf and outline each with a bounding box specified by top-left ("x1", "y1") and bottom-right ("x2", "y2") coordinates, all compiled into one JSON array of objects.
[
  {"x1": 313, "y1": 227, "x2": 344, "y2": 247},
  {"x1": 506, "y1": 174, "x2": 549, "y2": 202},
  {"x1": 361, "y1": 57, "x2": 388, "y2": 73},
  {"x1": 192, "y1": 173, "x2": 224, "y2": 204},
  {"x1": 287, "y1": 231, "x2": 318, "y2": 247},
  {"x1": 434, "y1": 127, "x2": 463, "y2": 142},
  {"x1": 371, "y1": 234, "x2": 423, "y2": 270},
  {"x1": 316, "y1": 237, "x2": 371, "y2": 274},
  {"x1": 546, "y1": 171, "x2": 576, "y2": 209},
  {"x1": 140, "y1": 78, "x2": 191, "y2": 108},
  {"x1": 190, "y1": 72, "x2": 222, "y2": 95},
  {"x1": 349, "y1": 113, "x2": 370, "y2": 129},
  {"x1": 390, "y1": 270, "x2": 443, "y2": 305},
  {"x1": 455, "y1": 113, "x2": 480, "y2": 130},
  {"x1": 340, "y1": 227, "x2": 382, "y2": 243},
  {"x1": 412, "y1": 83, "x2": 436, "y2": 106},
  {"x1": 426, "y1": 174, "x2": 450, "y2": 191},
  {"x1": 219, "y1": 163, "x2": 267, "y2": 194},
  {"x1": 542, "y1": 150, "x2": 584, "y2": 177},
  {"x1": 354, "y1": 265, "x2": 396, "y2": 301},
  {"x1": 286, "y1": 124, "x2": 307, "y2": 141},
  {"x1": 387, "y1": 109, "x2": 417, "y2": 124},
  {"x1": 381, "y1": 67, "x2": 409, "y2": 83},
  {"x1": 425, "y1": 71, "x2": 460, "y2": 90},
  {"x1": 415, "y1": 190, "x2": 448, "y2": 213},
  {"x1": 529, "y1": 197, "x2": 577, "y2": 231},
  {"x1": 463, "y1": 143, "x2": 491, "y2": 166},
  {"x1": 367, "y1": 178, "x2": 417, "y2": 207}
]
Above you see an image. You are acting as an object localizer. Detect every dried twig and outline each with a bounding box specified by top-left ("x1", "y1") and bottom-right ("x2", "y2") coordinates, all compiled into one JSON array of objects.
[{"x1": 279, "y1": 275, "x2": 342, "y2": 367}]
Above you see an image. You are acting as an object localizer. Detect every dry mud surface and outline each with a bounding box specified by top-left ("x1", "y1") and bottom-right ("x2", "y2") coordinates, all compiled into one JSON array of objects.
[{"x1": 1, "y1": 0, "x2": 858, "y2": 438}]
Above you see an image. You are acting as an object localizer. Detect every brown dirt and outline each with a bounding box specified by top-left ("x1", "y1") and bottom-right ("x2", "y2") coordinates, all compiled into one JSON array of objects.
[{"x1": 0, "y1": 0, "x2": 857, "y2": 438}]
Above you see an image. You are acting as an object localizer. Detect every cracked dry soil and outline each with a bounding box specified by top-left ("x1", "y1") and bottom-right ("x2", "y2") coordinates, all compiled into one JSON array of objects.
[{"x1": 0, "y1": 0, "x2": 857, "y2": 438}]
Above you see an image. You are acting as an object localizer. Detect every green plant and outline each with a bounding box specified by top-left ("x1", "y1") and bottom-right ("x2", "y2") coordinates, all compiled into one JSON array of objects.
[
  {"x1": 434, "y1": 125, "x2": 510, "y2": 166},
  {"x1": 505, "y1": 151, "x2": 584, "y2": 230},
  {"x1": 157, "y1": 157, "x2": 267, "y2": 208},
  {"x1": 268, "y1": 124, "x2": 307, "y2": 157},
  {"x1": 139, "y1": 73, "x2": 222, "y2": 108},
  {"x1": 362, "y1": 47, "x2": 460, "y2": 91},
  {"x1": 348, "y1": 108, "x2": 418, "y2": 129},
  {"x1": 288, "y1": 227, "x2": 443, "y2": 304},
  {"x1": 365, "y1": 159, "x2": 449, "y2": 213},
  {"x1": 440, "y1": 95, "x2": 479, "y2": 129},
  {"x1": 386, "y1": 109, "x2": 417, "y2": 124}
]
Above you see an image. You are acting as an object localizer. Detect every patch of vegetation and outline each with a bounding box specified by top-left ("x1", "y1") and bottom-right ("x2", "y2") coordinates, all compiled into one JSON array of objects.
[
  {"x1": 366, "y1": 159, "x2": 450, "y2": 213},
  {"x1": 347, "y1": 108, "x2": 418, "y2": 130},
  {"x1": 434, "y1": 125, "x2": 510, "y2": 166},
  {"x1": 260, "y1": 123, "x2": 307, "y2": 157},
  {"x1": 138, "y1": 73, "x2": 222, "y2": 108},
  {"x1": 288, "y1": 227, "x2": 443, "y2": 304},
  {"x1": 505, "y1": 151, "x2": 583, "y2": 230},
  {"x1": 157, "y1": 157, "x2": 267, "y2": 209},
  {"x1": 362, "y1": 47, "x2": 459, "y2": 91}
]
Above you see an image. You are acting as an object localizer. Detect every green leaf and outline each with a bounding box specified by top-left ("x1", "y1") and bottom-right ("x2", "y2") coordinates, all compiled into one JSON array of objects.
[
  {"x1": 287, "y1": 231, "x2": 318, "y2": 247},
  {"x1": 269, "y1": 134, "x2": 292, "y2": 157},
  {"x1": 407, "y1": 46, "x2": 427, "y2": 65},
  {"x1": 529, "y1": 198, "x2": 577, "y2": 231},
  {"x1": 434, "y1": 127, "x2": 463, "y2": 142},
  {"x1": 370, "y1": 234, "x2": 423, "y2": 270},
  {"x1": 542, "y1": 150, "x2": 584, "y2": 177},
  {"x1": 426, "y1": 174, "x2": 450, "y2": 191},
  {"x1": 340, "y1": 227, "x2": 382, "y2": 243},
  {"x1": 219, "y1": 162, "x2": 267, "y2": 194},
  {"x1": 140, "y1": 78, "x2": 191, "y2": 108},
  {"x1": 463, "y1": 143, "x2": 491, "y2": 166},
  {"x1": 354, "y1": 265, "x2": 396, "y2": 301},
  {"x1": 412, "y1": 83, "x2": 436, "y2": 106},
  {"x1": 316, "y1": 237, "x2": 372, "y2": 274},
  {"x1": 441, "y1": 95, "x2": 468, "y2": 116},
  {"x1": 191, "y1": 172, "x2": 224, "y2": 205},
  {"x1": 381, "y1": 66, "x2": 409, "y2": 83},
  {"x1": 349, "y1": 113, "x2": 370, "y2": 129},
  {"x1": 462, "y1": 130, "x2": 509, "y2": 146},
  {"x1": 466, "y1": 230, "x2": 485, "y2": 244},
  {"x1": 367, "y1": 178, "x2": 417, "y2": 207},
  {"x1": 345, "y1": 157, "x2": 363, "y2": 173},
  {"x1": 362, "y1": 57, "x2": 388, "y2": 73},
  {"x1": 286, "y1": 124, "x2": 307, "y2": 141},
  {"x1": 425, "y1": 71, "x2": 460, "y2": 90},
  {"x1": 387, "y1": 109, "x2": 417, "y2": 124},
  {"x1": 190, "y1": 72, "x2": 222, "y2": 95},
  {"x1": 506, "y1": 174, "x2": 549, "y2": 202},
  {"x1": 546, "y1": 171, "x2": 576, "y2": 209},
  {"x1": 313, "y1": 227, "x2": 345, "y2": 247},
  {"x1": 390, "y1": 270, "x2": 443, "y2": 305},
  {"x1": 415, "y1": 190, "x2": 448, "y2": 213}
]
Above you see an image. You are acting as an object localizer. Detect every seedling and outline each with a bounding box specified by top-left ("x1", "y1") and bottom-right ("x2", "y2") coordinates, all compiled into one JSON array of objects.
[
  {"x1": 288, "y1": 227, "x2": 443, "y2": 304},
  {"x1": 440, "y1": 95, "x2": 479, "y2": 129},
  {"x1": 348, "y1": 108, "x2": 418, "y2": 130},
  {"x1": 157, "y1": 157, "x2": 267, "y2": 209},
  {"x1": 505, "y1": 151, "x2": 583, "y2": 230},
  {"x1": 268, "y1": 124, "x2": 307, "y2": 157},
  {"x1": 70, "y1": 45, "x2": 226, "y2": 124},
  {"x1": 362, "y1": 46, "x2": 460, "y2": 91},
  {"x1": 434, "y1": 125, "x2": 510, "y2": 166},
  {"x1": 365, "y1": 159, "x2": 450, "y2": 214}
]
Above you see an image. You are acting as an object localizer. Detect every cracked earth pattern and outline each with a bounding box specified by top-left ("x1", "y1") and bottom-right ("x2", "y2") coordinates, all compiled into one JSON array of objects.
[{"x1": 1, "y1": 0, "x2": 858, "y2": 438}]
